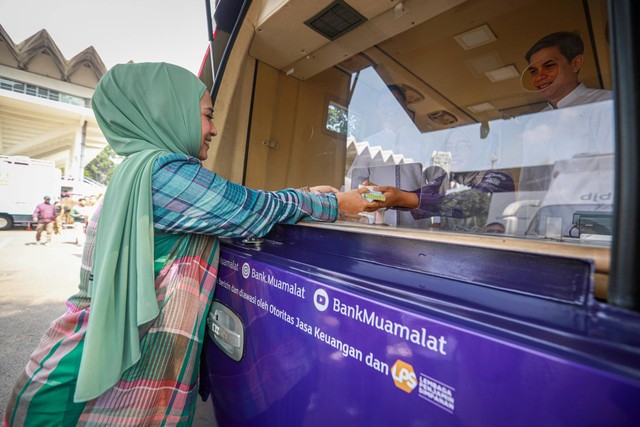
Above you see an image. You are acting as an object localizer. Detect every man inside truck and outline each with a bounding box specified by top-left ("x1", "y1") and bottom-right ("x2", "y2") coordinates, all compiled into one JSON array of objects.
[
  {"x1": 523, "y1": 31, "x2": 612, "y2": 110},
  {"x1": 513, "y1": 32, "x2": 615, "y2": 238},
  {"x1": 519, "y1": 31, "x2": 613, "y2": 193}
]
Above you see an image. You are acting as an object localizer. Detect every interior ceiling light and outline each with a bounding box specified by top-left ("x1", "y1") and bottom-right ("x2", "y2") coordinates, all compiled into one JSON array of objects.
[
  {"x1": 484, "y1": 65, "x2": 519, "y2": 83},
  {"x1": 454, "y1": 24, "x2": 497, "y2": 50},
  {"x1": 468, "y1": 102, "x2": 495, "y2": 113}
]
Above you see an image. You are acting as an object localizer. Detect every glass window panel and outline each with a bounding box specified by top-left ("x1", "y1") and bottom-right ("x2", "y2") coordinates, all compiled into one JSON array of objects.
[
  {"x1": 326, "y1": 102, "x2": 348, "y2": 135},
  {"x1": 248, "y1": 0, "x2": 614, "y2": 246}
]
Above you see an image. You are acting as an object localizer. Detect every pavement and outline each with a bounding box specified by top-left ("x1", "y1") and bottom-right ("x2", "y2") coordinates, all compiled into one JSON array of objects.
[{"x1": 0, "y1": 227, "x2": 216, "y2": 425}]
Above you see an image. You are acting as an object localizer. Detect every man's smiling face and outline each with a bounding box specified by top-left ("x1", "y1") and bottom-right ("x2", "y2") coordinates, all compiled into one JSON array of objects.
[{"x1": 526, "y1": 46, "x2": 583, "y2": 107}]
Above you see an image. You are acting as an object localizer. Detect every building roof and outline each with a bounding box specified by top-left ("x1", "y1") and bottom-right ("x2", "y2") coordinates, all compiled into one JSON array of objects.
[
  {"x1": 0, "y1": 25, "x2": 106, "y2": 84},
  {"x1": 0, "y1": 24, "x2": 108, "y2": 176}
]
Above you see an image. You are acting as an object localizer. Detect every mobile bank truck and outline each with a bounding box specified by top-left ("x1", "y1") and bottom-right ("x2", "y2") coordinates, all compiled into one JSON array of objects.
[
  {"x1": 0, "y1": 155, "x2": 61, "y2": 230},
  {"x1": 198, "y1": 0, "x2": 640, "y2": 425}
]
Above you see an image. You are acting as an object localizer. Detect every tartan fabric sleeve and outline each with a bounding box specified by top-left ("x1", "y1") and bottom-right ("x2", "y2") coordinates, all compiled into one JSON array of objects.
[{"x1": 151, "y1": 154, "x2": 338, "y2": 237}]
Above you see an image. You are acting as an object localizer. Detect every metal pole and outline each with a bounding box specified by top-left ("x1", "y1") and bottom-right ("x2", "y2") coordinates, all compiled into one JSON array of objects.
[
  {"x1": 78, "y1": 120, "x2": 87, "y2": 187},
  {"x1": 608, "y1": 0, "x2": 640, "y2": 311}
]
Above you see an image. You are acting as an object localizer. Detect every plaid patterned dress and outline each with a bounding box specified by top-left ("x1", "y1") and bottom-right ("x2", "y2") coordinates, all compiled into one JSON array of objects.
[{"x1": 4, "y1": 154, "x2": 337, "y2": 426}]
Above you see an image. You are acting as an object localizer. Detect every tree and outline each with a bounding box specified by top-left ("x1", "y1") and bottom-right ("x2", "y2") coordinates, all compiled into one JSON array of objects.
[
  {"x1": 84, "y1": 146, "x2": 120, "y2": 185},
  {"x1": 326, "y1": 103, "x2": 349, "y2": 135},
  {"x1": 326, "y1": 102, "x2": 362, "y2": 139}
]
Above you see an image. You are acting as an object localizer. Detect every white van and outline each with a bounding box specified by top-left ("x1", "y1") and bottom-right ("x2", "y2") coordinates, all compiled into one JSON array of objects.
[{"x1": 0, "y1": 155, "x2": 61, "y2": 230}]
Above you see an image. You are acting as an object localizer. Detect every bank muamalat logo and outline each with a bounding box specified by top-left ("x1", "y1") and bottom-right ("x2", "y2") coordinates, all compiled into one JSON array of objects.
[
  {"x1": 391, "y1": 359, "x2": 417, "y2": 393},
  {"x1": 241, "y1": 262, "x2": 251, "y2": 279},
  {"x1": 313, "y1": 288, "x2": 329, "y2": 311}
]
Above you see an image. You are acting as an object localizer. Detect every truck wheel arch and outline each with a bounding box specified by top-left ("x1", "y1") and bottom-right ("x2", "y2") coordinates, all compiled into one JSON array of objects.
[{"x1": 0, "y1": 214, "x2": 14, "y2": 230}]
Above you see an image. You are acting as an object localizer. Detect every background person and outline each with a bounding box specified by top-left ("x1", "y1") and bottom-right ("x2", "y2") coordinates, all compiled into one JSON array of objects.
[
  {"x1": 52, "y1": 197, "x2": 62, "y2": 235},
  {"x1": 3, "y1": 62, "x2": 373, "y2": 426},
  {"x1": 69, "y1": 198, "x2": 88, "y2": 246},
  {"x1": 32, "y1": 195, "x2": 56, "y2": 245}
]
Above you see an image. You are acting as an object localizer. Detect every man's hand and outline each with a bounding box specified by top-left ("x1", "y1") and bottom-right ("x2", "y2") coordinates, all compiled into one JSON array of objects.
[
  {"x1": 360, "y1": 181, "x2": 418, "y2": 209},
  {"x1": 370, "y1": 186, "x2": 419, "y2": 209}
]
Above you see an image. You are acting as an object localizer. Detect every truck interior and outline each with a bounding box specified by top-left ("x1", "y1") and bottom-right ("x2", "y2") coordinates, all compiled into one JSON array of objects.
[{"x1": 202, "y1": 0, "x2": 613, "y2": 299}]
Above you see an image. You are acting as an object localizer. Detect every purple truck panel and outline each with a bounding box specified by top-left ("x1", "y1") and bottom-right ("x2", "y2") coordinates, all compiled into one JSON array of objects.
[{"x1": 203, "y1": 238, "x2": 640, "y2": 426}]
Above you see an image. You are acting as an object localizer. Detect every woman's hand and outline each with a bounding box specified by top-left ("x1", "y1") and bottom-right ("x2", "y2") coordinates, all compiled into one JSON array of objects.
[
  {"x1": 336, "y1": 188, "x2": 383, "y2": 215},
  {"x1": 308, "y1": 185, "x2": 339, "y2": 194}
]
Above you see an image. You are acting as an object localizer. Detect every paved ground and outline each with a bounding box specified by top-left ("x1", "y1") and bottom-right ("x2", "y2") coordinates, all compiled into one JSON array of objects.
[{"x1": 0, "y1": 227, "x2": 216, "y2": 425}]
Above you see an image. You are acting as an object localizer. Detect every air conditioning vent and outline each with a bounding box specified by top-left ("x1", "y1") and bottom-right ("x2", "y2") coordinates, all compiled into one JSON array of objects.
[
  {"x1": 427, "y1": 110, "x2": 458, "y2": 126},
  {"x1": 304, "y1": 1, "x2": 367, "y2": 41}
]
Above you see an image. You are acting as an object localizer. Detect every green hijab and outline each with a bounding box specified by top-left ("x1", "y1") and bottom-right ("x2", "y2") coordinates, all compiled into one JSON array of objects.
[{"x1": 74, "y1": 62, "x2": 207, "y2": 402}]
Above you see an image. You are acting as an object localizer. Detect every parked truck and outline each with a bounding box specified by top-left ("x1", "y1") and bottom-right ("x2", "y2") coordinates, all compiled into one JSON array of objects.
[
  {"x1": 199, "y1": 0, "x2": 640, "y2": 425},
  {"x1": 0, "y1": 155, "x2": 61, "y2": 230}
]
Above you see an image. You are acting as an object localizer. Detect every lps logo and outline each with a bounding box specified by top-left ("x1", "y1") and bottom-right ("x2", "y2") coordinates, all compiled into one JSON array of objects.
[
  {"x1": 391, "y1": 360, "x2": 417, "y2": 393},
  {"x1": 241, "y1": 262, "x2": 251, "y2": 279},
  {"x1": 313, "y1": 289, "x2": 329, "y2": 312}
]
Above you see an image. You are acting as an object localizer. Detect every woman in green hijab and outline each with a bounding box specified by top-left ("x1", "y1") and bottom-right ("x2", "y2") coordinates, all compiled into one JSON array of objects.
[{"x1": 4, "y1": 62, "x2": 374, "y2": 426}]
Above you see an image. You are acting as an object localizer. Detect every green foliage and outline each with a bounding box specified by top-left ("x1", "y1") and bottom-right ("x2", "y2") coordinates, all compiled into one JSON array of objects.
[
  {"x1": 439, "y1": 189, "x2": 491, "y2": 232},
  {"x1": 326, "y1": 104, "x2": 348, "y2": 135},
  {"x1": 84, "y1": 146, "x2": 120, "y2": 185},
  {"x1": 326, "y1": 103, "x2": 362, "y2": 138}
]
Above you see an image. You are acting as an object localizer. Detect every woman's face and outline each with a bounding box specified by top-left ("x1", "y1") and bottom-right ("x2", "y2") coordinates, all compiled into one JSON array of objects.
[{"x1": 199, "y1": 93, "x2": 217, "y2": 161}]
